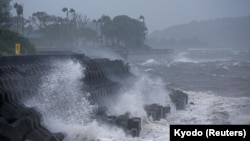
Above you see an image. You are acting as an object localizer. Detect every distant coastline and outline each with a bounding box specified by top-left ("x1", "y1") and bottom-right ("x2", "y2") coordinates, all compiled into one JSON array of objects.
[{"x1": 149, "y1": 15, "x2": 250, "y2": 49}]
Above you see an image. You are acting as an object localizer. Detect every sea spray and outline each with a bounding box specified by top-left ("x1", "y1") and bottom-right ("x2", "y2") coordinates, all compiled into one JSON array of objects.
[
  {"x1": 106, "y1": 69, "x2": 172, "y2": 118},
  {"x1": 22, "y1": 59, "x2": 143, "y2": 140},
  {"x1": 61, "y1": 121, "x2": 129, "y2": 141},
  {"x1": 173, "y1": 52, "x2": 198, "y2": 63},
  {"x1": 23, "y1": 58, "x2": 229, "y2": 141},
  {"x1": 25, "y1": 59, "x2": 96, "y2": 130}
]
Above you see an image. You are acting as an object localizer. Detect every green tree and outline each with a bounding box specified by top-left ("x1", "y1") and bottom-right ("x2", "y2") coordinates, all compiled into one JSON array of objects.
[
  {"x1": 99, "y1": 15, "x2": 147, "y2": 48},
  {"x1": 0, "y1": 0, "x2": 12, "y2": 29},
  {"x1": 98, "y1": 15, "x2": 111, "y2": 45},
  {"x1": 75, "y1": 14, "x2": 89, "y2": 29},
  {"x1": 27, "y1": 10, "x2": 97, "y2": 48},
  {"x1": 78, "y1": 27, "x2": 97, "y2": 42},
  {"x1": 42, "y1": 23, "x2": 74, "y2": 47},
  {"x1": 0, "y1": 30, "x2": 35, "y2": 55},
  {"x1": 92, "y1": 19, "x2": 99, "y2": 36},
  {"x1": 101, "y1": 19, "x2": 115, "y2": 46},
  {"x1": 139, "y1": 15, "x2": 148, "y2": 45},
  {"x1": 30, "y1": 11, "x2": 49, "y2": 30}
]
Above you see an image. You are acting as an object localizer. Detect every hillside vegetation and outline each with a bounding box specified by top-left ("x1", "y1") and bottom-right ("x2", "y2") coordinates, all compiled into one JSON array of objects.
[{"x1": 149, "y1": 16, "x2": 250, "y2": 48}]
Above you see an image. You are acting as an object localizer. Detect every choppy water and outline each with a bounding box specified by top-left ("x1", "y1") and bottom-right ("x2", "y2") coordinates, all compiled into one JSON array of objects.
[
  {"x1": 24, "y1": 47, "x2": 250, "y2": 141},
  {"x1": 139, "y1": 48, "x2": 250, "y2": 97}
]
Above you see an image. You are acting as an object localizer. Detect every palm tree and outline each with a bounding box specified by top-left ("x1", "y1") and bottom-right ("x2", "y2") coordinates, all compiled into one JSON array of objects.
[
  {"x1": 139, "y1": 15, "x2": 145, "y2": 23},
  {"x1": 69, "y1": 9, "x2": 75, "y2": 14},
  {"x1": 69, "y1": 8, "x2": 75, "y2": 18},
  {"x1": 62, "y1": 7, "x2": 68, "y2": 20},
  {"x1": 69, "y1": 8, "x2": 76, "y2": 33},
  {"x1": 14, "y1": 3, "x2": 23, "y2": 34}
]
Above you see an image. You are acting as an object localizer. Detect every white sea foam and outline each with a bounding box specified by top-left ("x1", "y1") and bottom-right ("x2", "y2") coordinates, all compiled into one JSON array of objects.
[
  {"x1": 167, "y1": 91, "x2": 250, "y2": 125},
  {"x1": 172, "y1": 51, "x2": 232, "y2": 64},
  {"x1": 107, "y1": 70, "x2": 172, "y2": 117},
  {"x1": 23, "y1": 58, "x2": 250, "y2": 141},
  {"x1": 141, "y1": 59, "x2": 161, "y2": 66},
  {"x1": 23, "y1": 58, "x2": 172, "y2": 141},
  {"x1": 25, "y1": 59, "x2": 96, "y2": 128},
  {"x1": 173, "y1": 52, "x2": 198, "y2": 63},
  {"x1": 140, "y1": 91, "x2": 250, "y2": 141}
]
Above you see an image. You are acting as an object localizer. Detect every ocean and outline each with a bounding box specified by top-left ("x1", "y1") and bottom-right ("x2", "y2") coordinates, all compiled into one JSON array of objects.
[{"x1": 24, "y1": 47, "x2": 250, "y2": 141}]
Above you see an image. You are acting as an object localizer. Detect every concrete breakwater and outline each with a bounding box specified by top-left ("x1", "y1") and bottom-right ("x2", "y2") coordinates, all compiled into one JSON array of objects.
[{"x1": 0, "y1": 54, "x2": 188, "y2": 140}]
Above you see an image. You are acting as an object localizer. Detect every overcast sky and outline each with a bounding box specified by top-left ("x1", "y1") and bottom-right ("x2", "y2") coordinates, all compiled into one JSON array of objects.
[{"x1": 11, "y1": 0, "x2": 250, "y2": 33}]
